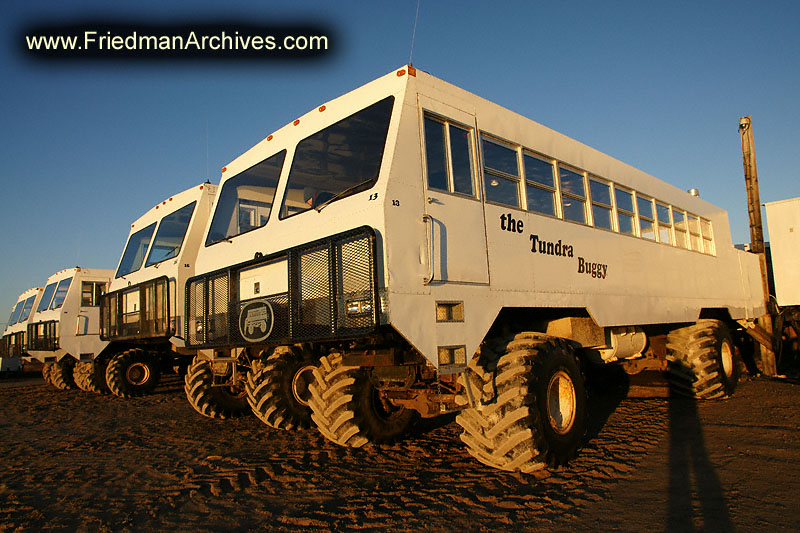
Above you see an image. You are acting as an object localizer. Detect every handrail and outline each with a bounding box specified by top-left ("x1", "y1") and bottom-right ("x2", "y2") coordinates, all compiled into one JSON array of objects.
[{"x1": 422, "y1": 214, "x2": 434, "y2": 285}]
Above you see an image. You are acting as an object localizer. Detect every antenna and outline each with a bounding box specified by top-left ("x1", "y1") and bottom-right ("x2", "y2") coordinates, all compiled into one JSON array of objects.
[
  {"x1": 409, "y1": 0, "x2": 421, "y2": 65},
  {"x1": 206, "y1": 118, "x2": 210, "y2": 182}
]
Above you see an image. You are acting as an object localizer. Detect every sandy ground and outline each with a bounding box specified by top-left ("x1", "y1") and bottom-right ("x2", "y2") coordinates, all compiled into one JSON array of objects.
[{"x1": 0, "y1": 370, "x2": 798, "y2": 532}]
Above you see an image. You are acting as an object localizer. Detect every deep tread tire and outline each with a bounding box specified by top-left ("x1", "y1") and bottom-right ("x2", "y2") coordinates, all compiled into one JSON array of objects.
[
  {"x1": 74, "y1": 360, "x2": 110, "y2": 394},
  {"x1": 666, "y1": 319, "x2": 739, "y2": 399},
  {"x1": 49, "y1": 359, "x2": 76, "y2": 390},
  {"x1": 456, "y1": 333, "x2": 587, "y2": 473},
  {"x1": 246, "y1": 346, "x2": 315, "y2": 430},
  {"x1": 42, "y1": 362, "x2": 53, "y2": 385},
  {"x1": 309, "y1": 352, "x2": 415, "y2": 447},
  {"x1": 184, "y1": 356, "x2": 249, "y2": 419},
  {"x1": 106, "y1": 349, "x2": 161, "y2": 398}
]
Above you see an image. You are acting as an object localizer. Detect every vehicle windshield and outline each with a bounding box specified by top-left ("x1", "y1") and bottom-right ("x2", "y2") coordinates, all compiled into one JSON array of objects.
[
  {"x1": 19, "y1": 295, "x2": 37, "y2": 322},
  {"x1": 37, "y1": 282, "x2": 57, "y2": 313},
  {"x1": 146, "y1": 201, "x2": 196, "y2": 266},
  {"x1": 116, "y1": 223, "x2": 156, "y2": 277},
  {"x1": 206, "y1": 150, "x2": 286, "y2": 246},
  {"x1": 279, "y1": 96, "x2": 394, "y2": 218},
  {"x1": 8, "y1": 301, "x2": 24, "y2": 326},
  {"x1": 50, "y1": 278, "x2": 72, "y2": 310}
]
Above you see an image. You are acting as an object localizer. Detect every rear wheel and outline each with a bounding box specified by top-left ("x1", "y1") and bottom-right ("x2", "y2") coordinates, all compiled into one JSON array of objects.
[
  {"x1": 184, "y1": 356, "x2": 249, "y2": 419},
  {"x1": 309, "y1": 352, "x2": 415, "y2": 447},
  {"x1": 74, "y1": 359, "x2": 110, "y2": 394},
  {"x1": 456, "y1": 333, "x2": 587, "y2": 473},
  {"x1": 246, "y1": 346, "x2": 316, "y2": 430},
  {"x1": 666, "y1": 319, "x2": 739, "y2": 399},
  {"x1": 106, "y1": 349, "x2": 161, "y2": 398},
  {"x1": 49, "y1": 359, "x2": 76, "y2": 391}
]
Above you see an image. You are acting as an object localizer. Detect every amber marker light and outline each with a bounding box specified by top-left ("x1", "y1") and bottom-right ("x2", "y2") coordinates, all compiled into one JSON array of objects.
[
  {"x1": 319, "y1": 105, "x2": 326, "y2": 112},
  {"x1": 397, "y1": 69, "x2": 406, "y2": 77},
  {"x1": 221, "y1": 167, "x2": 227, "y2": 173},
  {"x1": 293, "y1": 119, "x2": 300, "y2": 126},
  {"x1": 267, "y1": 135, "x2": 273, "y2": 141}
]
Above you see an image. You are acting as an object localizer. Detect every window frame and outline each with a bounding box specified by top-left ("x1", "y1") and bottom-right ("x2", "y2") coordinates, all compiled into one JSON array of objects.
[
  {"x1": 589, "y1": 176, "x2": 614, "y2": 231},
  {"x1": 480, "y1": 134, "x2": 521, "y2": 209},
  {"x1": 558, "y1": 164, "x2": 588, "y2": 225},
  {"x1": 522, "y1": 151, "x2": 557, "y2": 217},
  {"x1": 423, "y1": 113, "x2": 478, "y2": 199}
]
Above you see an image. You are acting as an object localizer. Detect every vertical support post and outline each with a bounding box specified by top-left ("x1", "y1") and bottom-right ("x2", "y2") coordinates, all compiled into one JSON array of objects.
[{"x1": 739, "y1": 115, "x2": 777, "y2": 375}]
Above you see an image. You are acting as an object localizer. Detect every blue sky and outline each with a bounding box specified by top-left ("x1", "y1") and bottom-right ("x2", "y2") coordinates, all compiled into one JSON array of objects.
[{"x1": 1, "y1": 0, "x2": 798, "y2": 324}]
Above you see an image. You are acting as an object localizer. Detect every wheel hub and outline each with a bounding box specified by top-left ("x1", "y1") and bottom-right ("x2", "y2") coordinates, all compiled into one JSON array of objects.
[
  {"x1": 291, "y1": 365, "x2": 316, "y2": 407},
  {"x1": 547, "y1": 370, "x2": 577, "y2": 435},
  {"x1": 721, "y1": 340, "x2": 735, "y2": 378},
  {"x1": 126, "y1": 362, "x2": 151, "y2": 386}
]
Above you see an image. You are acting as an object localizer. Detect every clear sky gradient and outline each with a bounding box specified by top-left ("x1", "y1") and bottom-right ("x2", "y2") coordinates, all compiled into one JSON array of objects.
[{"x1": 2, "y1": 0, "x2": 798, "y2": 325}]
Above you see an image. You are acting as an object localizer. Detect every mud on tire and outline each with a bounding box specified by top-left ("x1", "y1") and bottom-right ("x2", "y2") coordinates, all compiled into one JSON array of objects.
[
  {"x1": 49, "y1": 359, "x2": 76, "y2": 391},
  {"x1": 74, "y1": 359, "x2": 110, "y2": 394},
  {"x1": 309, "y1": 352, "x2": 415, "y2": 447},
  {"x1": 666, "y1": 319, "x2": 739, "y2": 399},
  {"x1": 106, "y1": 349, "x2": 161, "y2": 398},
  {"x1": 246, "y1": 346, "x2": 316, "y2": 430},
  {"x1": 456, "y1": 333, "x2": 587, "y2": 473},
  {"x1": 184, "y1": 355, "x2": 249, "y2": 419}
]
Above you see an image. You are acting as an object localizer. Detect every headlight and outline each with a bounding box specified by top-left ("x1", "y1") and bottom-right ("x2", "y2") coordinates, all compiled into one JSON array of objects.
[{"x1": 345, "y1": 298, "x2": 372, "y2": 317}]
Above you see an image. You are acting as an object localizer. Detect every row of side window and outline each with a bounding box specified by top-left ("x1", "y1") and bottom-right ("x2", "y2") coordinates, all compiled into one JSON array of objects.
[{"x1": 423, "y1": 112, "x2": 715, "y2": 255}]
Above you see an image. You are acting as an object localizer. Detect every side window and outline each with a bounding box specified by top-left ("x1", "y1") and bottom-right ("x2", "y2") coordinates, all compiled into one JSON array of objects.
[
  {"x1": 701, "y1": 218, "x2": 715, "y2": 255},
  {"x1": 687, "y1": 214, "x2": 702, "y2": 251},
  {"x1": 590, "y1": 178, "x2": 613, "y2": 230},
  {"x1": 673, "y1": 210, "x2": 689, "y2": 249},
  {"x1": 482, "y1": 136, "x2": 520, "y2": 208},
  {"x1": 81, "y1": 282, "x2": 107, "y2": 306},
  {"x1": 424, "y1": 116, "x2": 477, "y2": 197},
  {"x1": 656, "y1": 202, "x2": 673, "y2": 245},
  {"x1": 637, "y1": 196, "x2": 655, "y2": 240},
  {"x1": 523, "y1": 153, "x2": 556, "y2": 216},
  {"x1": 559, "y1": 165, "x2": 586, "y2": 224},
  {"x1": 615, "y1": 187, "x2": 636, "y2": 235}
]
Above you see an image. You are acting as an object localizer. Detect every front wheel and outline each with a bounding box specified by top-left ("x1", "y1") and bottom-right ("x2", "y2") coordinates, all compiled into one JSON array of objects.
[
  {"x1": 456, "y1": 333, "x2": 587, "y2": 473},
  {"x1": 49, "y1": 359, "x2": 76, "y2": 391},
  {"x1": 74, "y1": 359, "x2": 110, "y2": 394},
  {"x1": 184, "y1": 356, "x2": 249, "y2": 419},
  {"x1": 106, "y1": 349, "x2": 161, "y2": 398},
  {"x1": 309, "y1": 352, "x2": 415, "y2": 447},
  {"x1": 246, "y1": 346, "x2": 316, "y2": 430}
]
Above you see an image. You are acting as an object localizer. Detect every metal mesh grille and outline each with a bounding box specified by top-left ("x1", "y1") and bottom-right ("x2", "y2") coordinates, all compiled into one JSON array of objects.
[
  {"x1": 27, "y1": 321, "x2": 59, "y2": 351},
  {"x1": 99, "y1": 277, "x2": 170, "y2": 341},
  {"x1": 294, "y1": 244, "x2": 332, "y2": 339},
  {"x1": 185, "y1": 226, "x2": 379, "y2": 348},
  {"x1": 4, "y1": 332, "x2": 26, "y2": 357}
]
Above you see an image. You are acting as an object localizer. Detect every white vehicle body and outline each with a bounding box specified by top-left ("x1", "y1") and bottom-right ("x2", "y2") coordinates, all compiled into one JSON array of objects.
[
  {"x1": 187, "y1": 66, "x2": 763, "y2": 373},
  {"x1": 25, "y1": 267, "x2": 113, "y2": 364},
  {"x1": 1, "y1": 287, "x2": 44, "y2": 368},
  {"x1": 764, "y1": 197, "x2": 800, "y2": 307},
  {"x1": 101, "y1": 183, "x2": 217, "y2": 347}
]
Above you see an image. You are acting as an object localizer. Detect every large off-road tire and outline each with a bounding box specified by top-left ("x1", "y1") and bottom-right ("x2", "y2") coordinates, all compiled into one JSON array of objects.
[
  {"x1": 246, "y1": 346, "x2": 316, "y2": 430},
  {"x1": 184, "y1": 356, "x2": 249, "y2": 419},
  {"x1": 456, "y1": 333, "x2": 587, "y2": 473},
  {"x1": 49, "y1": 359, "x2": 76, "y2": 390},
  {"x1": 309, "y1": 352, "x2": 415, "y2": 447},
  {"x1": 106, "y1": 349, "x2": 161, "y2": 398},
  {"x1": 42, "y1": 362, "x2": 53, "y2": 385},
  {"x1": 74, "y1": 359, "x2": 110, "y2": 394},
  {"x1": 666, "y1": 319, "x2": 739, "y2": 399}
]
